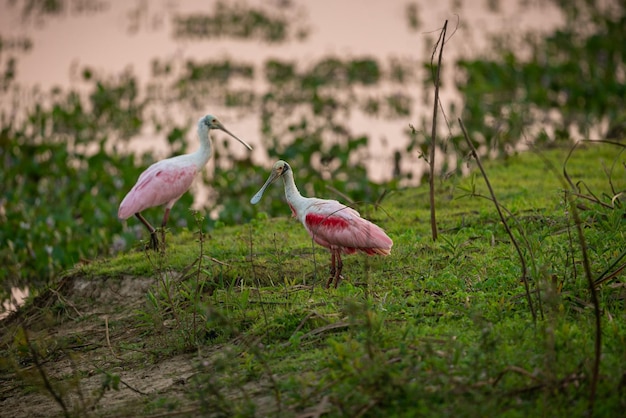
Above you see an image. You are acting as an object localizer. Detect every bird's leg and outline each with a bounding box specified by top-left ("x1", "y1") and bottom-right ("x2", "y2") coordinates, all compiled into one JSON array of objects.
[
  {"x1": 160, "y1": 208, "x2": 171, "y2": 253},
  {"x1": 135, "y1": 213, "x2": 159, "y2": 251},
  {"x1": 326, "y1": 250, "x2": 337, "y2": 288},
  {"x1": 333, "y1": 252, "x2": 344, "y2": 288}
]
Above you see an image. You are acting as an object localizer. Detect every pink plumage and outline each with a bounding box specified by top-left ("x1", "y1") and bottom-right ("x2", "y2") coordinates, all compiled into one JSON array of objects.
[
  {"x1": 118, "y1": 114, "x2": 252, "y2": 250},
  {"x1": 118, "y1": 162, "x2": 197, "y2": 220},
  {"x1": 250, "y1": 160, "x2": 393, "y2": 288},
  {"x1": 303, "y1": 202, "x2": 393, "y2": 256}
]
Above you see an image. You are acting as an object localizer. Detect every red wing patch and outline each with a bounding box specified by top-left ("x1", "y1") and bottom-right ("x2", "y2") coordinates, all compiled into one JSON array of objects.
[{"x1": 306, "y1": 213, "x2": 349, "y2": 229}]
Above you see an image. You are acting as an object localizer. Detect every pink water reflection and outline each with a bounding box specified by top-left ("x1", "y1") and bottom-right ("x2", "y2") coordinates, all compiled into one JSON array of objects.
[
  {"x1": 0, "y1": 287, "x2": 28, "y2": 320},
  {"x1": 0, "y1": 1, "x2": 564, "y2": 185}
]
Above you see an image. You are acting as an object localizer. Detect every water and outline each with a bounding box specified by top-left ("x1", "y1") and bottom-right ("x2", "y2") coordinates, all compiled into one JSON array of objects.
[
  {"x1": 0, "y1": 0, "x2": 563, "y2": 184},
  {"x1": 0, "y1": 287, "x2": 28, "y2": 320}
]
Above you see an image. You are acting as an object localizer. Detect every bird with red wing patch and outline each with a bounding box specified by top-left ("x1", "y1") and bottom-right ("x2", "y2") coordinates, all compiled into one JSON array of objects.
[{"x1": 250, "y1": 160, "x2": 392, "y2": 288}]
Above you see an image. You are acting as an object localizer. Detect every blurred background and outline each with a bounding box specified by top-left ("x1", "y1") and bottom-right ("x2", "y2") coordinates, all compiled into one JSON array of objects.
[{"x1": 0, "y1": 0, "x2": 624, "y2": 309}]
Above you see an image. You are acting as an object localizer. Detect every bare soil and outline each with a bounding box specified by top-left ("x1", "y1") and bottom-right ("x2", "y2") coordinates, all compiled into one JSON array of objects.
[{"x1": 0, "y1": 274, "x2": 200, "y2": 417}]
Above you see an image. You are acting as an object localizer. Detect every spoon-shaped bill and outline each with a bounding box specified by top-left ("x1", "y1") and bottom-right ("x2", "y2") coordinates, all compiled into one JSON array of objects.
[
  {"x1": 250, "y1": 189, "x2": 265, "y2": 205},
  {"x1": 250, "y1": 169, "x2": 281, "y2": 204}
]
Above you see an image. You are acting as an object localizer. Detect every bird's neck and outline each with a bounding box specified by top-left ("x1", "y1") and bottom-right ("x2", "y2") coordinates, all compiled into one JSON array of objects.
[
  {"x1": 282, "y1": 171, "x2": 308, "y2": 215},
  {"x1": 195, "y1": 125, "x2": 213, "y2": 168}
]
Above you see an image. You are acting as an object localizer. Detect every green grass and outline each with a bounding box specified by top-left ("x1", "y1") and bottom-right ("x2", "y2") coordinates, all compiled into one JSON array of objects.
[{"x1": 3, "y1": 142, "x2": 626, "y2": 417}]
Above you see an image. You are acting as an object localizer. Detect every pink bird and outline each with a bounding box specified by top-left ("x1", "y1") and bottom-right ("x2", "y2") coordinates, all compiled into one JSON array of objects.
[
  {"x1": 251, "y1": 160, "x2": 393, "y2": 288},
  {"x1": 119, "y1": 114, "x2": 252, "y2": 250}
]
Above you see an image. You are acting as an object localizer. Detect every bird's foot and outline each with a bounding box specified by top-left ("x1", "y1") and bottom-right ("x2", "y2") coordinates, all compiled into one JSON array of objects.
[
  {"x1": 326, "y1": 267, "x2": 337, "y2": 288},
  {"x1": 325, "y1": 276, "x2": 334, "y2": 289},
  {"x1": 333, "y1": 275, "x2": 344, "y2": 289},
  {"x1": 148, "y1": 233, "x2": 160, "y2": 252},
  {"x1": 325, "y1": 274, "x2": 344, "y2": 289}
]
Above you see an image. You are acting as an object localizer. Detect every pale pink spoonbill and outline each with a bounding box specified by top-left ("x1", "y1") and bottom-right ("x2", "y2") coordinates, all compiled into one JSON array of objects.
[
  {"x1": 251, "y1": 160, "x2": 393, "y2": 288},
  {"x1": 119, "y1": 114, "x2": 252, "y2": 250}
]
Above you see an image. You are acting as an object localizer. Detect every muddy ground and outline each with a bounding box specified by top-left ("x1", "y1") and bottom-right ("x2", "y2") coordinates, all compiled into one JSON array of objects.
[{"x1": 0, "y1": 274, "x2": 209, "y2": 417}]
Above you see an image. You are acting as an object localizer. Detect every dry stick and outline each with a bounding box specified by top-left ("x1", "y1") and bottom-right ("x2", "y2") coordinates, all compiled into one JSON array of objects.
[
  {"x1": 570, "y1": 190, "x2": 614, "y2": 209},
  {"x1": 564, "y1": 212, "x2": 579, "y2": 286},
  {"x1": 104, "y1": 316, "x2": 116, "y2": 358},
  {"x1": 458, "y1": 119, "x2": 536, "y2": 322},
  {"x1": 565, "y1": 140, "x2": 625, "y2": 209},
  {"x1": 595, "y1": 259, "x2": 626, "y2": 287},
  {"x1": 281, "y1": 321, "x2": 351, "y2": 348},
  {"x1": 119, "y1": 379, "x2": 149, "y2": 396},
  {"x1": 562, "y1": 141, "x2": 583, "y2": 192},
  {"x1": 49, "y1": 288, "x2": 82, "y2": 318},
  {"x1": 428, "y1": 19, "x2": 448, "y2": 241},
  {"x1": 23, "y1": 327, "x2": 70, "y2": 417},
  {"x1": 549, "y1": 147, "x2": 602, "y2": 411},
  {"x1": 563, "y1": 142, "x2": 613, "y2": 209},
  {"x1": 461, "y1": 191, "x2": 544, "y2": 318}
]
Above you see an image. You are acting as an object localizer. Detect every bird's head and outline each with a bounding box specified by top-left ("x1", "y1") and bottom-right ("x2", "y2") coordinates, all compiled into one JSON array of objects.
[
  {"x1": 269, "y1": 160, "x2": 290, "y2": 178},
  {"x1": 250, "y1": 160, "x2": 291, "y2": 204},
  {"x1": 198, "y1": 114, "x2": 252, "y2": 151}
]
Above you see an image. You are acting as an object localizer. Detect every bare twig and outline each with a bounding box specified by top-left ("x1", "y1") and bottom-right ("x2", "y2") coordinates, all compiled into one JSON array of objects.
[
  {"x1": 491, "y1": 365, "x2": 541, "y2": 387},
  {"x1": 285, "y1": 311, "x2": 330, "y2": 345},
  {"x1": 595, "y1": 261, "x2": 626, "y2": 287},
  {"x1": 325, "y1": 185, "x2": 354, "y2": 204},
  {"x1": 202, "y1": 256, "x2": 231, "y2": 267},
  {"x1": 564, "y1": 141, "x2": 625, "y2": 209},
  {"x1": 594, "y1": 239, "x2": 626, "y2": 287},
  {"x1": 49, "y1": 288, "x2": 82, "y2": 318},
  {"x1": 104, "y1": 316, "x2": 117, "y2": 358},
  {"x1": 120, "y1": 378, "x2": 149, "y2": 396},
  {"x1": 427, "y1": 20, "x2": 448, "y2": 241},
  {"x1": 569, "y1": 190, "x2": 614, "y2": 209},
  {"x1": 281, "y1": 321, "x2": 351, "y2": 348},
  {"x1": 459, "y1": 118, "x2": 537, "y2": 322}
]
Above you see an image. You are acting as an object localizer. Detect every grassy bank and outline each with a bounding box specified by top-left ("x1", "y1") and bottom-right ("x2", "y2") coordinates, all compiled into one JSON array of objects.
[{"x1": 1, "y1": 142, "x2": 625, "y2": 417}]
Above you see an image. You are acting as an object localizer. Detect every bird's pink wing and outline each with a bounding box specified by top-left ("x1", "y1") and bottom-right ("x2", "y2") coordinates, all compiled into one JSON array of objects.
[
  {"x1": 118, "y1": 161, "x2": 198, "y2": 219},
  {"x1": 304, "y1": 200, "x2": 392, "y2": 255}
]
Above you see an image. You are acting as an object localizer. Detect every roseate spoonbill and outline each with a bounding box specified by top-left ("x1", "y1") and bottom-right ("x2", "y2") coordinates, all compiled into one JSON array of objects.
[
  {"x1": 251, "y1": 160, "x2": 393, "y2": 288},
  {"x1": 119, "y1": 114, "x2": 252, "y2": 250}
]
